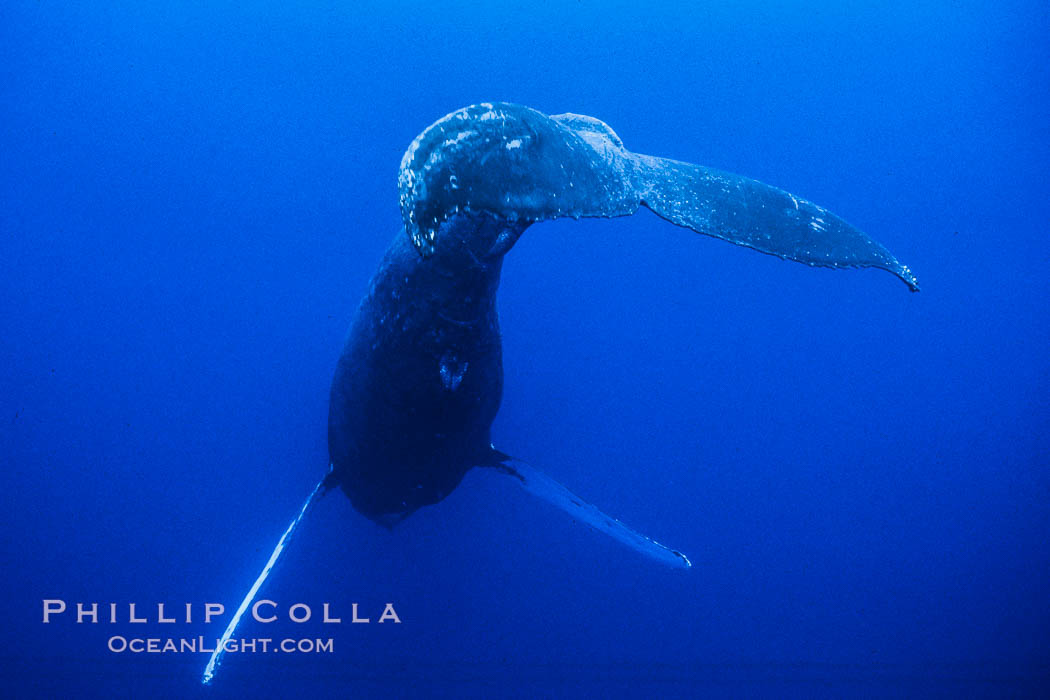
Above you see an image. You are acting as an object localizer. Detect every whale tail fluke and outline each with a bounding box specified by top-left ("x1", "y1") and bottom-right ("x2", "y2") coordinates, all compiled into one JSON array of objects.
[
  {"x1": 484, "y1": 450, "x2": 692, "y2": 570},
  {"x1": 632, "y1": 154, "x2": 920, "y2": 291},
  {"x1": 400, "y1": 103, "x2": 918, "y2": 291}
]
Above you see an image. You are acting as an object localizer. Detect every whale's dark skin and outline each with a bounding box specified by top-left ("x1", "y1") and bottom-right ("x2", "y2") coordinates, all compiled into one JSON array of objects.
[
  {"x1": 328, "y1": 213, "x2": 526, "y2": 525},
  {"x1": 326, "y1": 102, "x2": 918, "y2": 530}
]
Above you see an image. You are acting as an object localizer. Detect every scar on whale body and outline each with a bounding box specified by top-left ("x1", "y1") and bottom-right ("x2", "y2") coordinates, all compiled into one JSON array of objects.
[{"x1": 203, "y1": 103, "x2": 917, "y2": 684}]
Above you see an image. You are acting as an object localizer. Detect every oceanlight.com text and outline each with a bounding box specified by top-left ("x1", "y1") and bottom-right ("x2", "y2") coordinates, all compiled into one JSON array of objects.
[{"x1": 107, "y1": 636, "x2": 334, "y2": 654}]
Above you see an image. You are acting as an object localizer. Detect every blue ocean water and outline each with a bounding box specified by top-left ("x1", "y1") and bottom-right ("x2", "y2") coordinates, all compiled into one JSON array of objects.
[{"x1": 2, "y1": 1, "x2": 1048, "y2": 697}]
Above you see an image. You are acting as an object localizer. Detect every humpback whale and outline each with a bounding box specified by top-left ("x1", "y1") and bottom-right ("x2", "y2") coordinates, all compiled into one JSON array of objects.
[{"x1": 203, "y1": 103, "x2": 917, "y2": 684}]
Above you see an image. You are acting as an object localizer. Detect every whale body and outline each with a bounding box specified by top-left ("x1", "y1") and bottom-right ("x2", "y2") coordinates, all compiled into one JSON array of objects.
[
  {"x1": 328, "y1": 212, "x2": 521, "y2": 526},
  {"x1": 203, "y1": 102, "x2": 917, "y2": 683},
  {"x1": 329, "y1": 102, "x2": 917, "y2": 552}
]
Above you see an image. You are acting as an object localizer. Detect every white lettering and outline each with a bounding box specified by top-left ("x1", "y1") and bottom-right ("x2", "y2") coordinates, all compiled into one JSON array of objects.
[
  {"x1": 204, "y1": 603, "x2": 224, "y2": 624},
  {"x1": 379, "y1": 604, "x2": 401, "y2": 623},
  {"x1": 289, "y1": 603, "x2": 311, "y2": 623},
  {"x1": 42, "y1": 599, "x2": 66, "y2": 623},
  {"x1": 157, "y1": 603, "x2": 175, "y2": 623},
  {"x1": 76, "y1": 603, "x2": 98, "y2": 624},
  {"x1": 252, "y1": 599, "x2": 277, "y2": 623},
  {"x1": 323, "y1": 603, "x2": 341, "y2": 623}
]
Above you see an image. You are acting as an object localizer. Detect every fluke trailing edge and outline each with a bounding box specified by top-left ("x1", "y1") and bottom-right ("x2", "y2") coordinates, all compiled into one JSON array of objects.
[{"x1": 203, "y1": 103, "x2": 917, "y2": 683}]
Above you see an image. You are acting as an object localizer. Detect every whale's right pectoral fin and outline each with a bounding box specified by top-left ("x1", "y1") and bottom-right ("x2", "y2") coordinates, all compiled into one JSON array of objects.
[{"x1": 483, "y1": 450, "x2": 692, "y2": 570}]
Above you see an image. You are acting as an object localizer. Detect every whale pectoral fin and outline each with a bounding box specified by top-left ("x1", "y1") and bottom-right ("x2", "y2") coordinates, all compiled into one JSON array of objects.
[
  {"x1": 483, "y1": 450, "x2": 692, "y2": 569},
  {"x1": 630, "y1": 154, "x2": 920, "y2": 291},
  {"x1": 203, "y1": 473, "x2": 332, "y2": 685}
]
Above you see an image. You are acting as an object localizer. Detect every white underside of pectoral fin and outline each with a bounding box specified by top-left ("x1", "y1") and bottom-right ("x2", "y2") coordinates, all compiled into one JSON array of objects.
[{"x1": 487, "y1": 452, "x2": 691, "y2": 569}]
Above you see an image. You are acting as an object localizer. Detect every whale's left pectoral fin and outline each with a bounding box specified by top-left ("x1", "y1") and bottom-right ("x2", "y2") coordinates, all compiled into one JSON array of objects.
[{"x1": 483, "y1": 450, "x2": 692, "y2": 569}]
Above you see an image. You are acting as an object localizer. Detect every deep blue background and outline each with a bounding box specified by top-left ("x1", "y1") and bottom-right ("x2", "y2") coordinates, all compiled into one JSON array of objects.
[{"x1": 2, "y1": 1, "x2": 1047, "y2": 697}]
